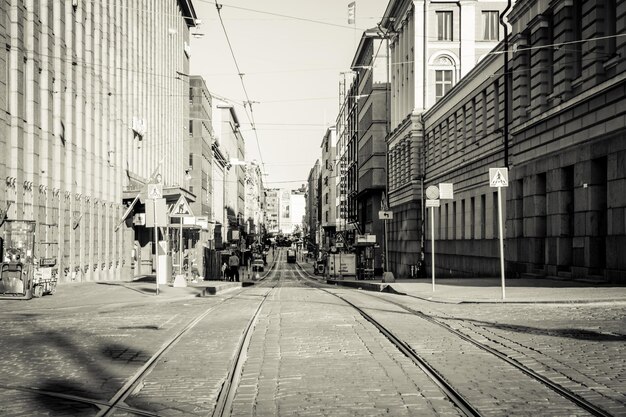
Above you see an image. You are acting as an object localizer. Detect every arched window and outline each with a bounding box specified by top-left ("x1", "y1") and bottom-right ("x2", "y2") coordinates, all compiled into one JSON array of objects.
[{"x1": 432, "y1": 55, "x2": 456, "y2": 102}]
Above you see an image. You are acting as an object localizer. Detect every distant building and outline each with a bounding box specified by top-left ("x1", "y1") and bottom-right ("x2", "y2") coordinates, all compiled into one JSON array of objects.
[
  {"x1": 264, "y1": 188, "x2": 280, "y2": 234},
  {"x1": 290, "y1": 189, "x2": 307, "y2": 236},
  {"x1": 320, "y1": 127, "x2": 338, "y2": 251},
  {"x1": 212, "y1": 104, "x2": 246, "y2": 247},
  {"x1": 244, "y1": 162, "x2": 264, "y2": 244},
  {"x1": 336, "y1": 73, "x2": 355, "y2": 242},
  {"x1": 305, "y1": 161, "x2": 321, "y2": 252},
  {"x1": 349, "y1": 28, "x2": 389, "y2": 274}
]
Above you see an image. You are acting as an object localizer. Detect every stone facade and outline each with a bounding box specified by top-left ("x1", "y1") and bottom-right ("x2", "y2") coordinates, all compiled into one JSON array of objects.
[
  {"x1": 0, "y1": 0, "x2": 196, "y2": 282},
  {"x1": 507, "y1": 0, "x2": 626, "y2": 282},
  {"x1": 420, "y1": 0, "x2": 626, "y2": 283},
  {"x1": 350, "y1": 29, "x2": 389, "y2": 273},
  {"x1": 423, "y1": 46, "x2": 506, "y2": 277},
  {"x1": 380, "y1": 0, "x2": 510, "y2": 277}
]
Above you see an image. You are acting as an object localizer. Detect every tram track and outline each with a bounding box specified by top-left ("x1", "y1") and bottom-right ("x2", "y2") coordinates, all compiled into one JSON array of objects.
[
  {"x1": 0, "y1": 287, "x2": 270, "y2": 417},
  {"x1": 294, "y1": 263, "x2": 614, "y2": 417},
  {"x1": 359, "y1": 293, "x2": 616, "y2": 417},
  {"x1": 0, "y1": 254, "x2": 282, "y2": 416},
  {"x1": 99, "y1": 254, "x2": 281, "y2": 417},
  {"x1": 211, "y1": 271, "x2": 281, "y2": 417}
]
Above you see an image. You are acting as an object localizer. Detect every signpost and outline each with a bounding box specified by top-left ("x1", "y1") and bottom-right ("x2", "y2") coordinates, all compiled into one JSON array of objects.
[
  {"x1": 425, "y1": 195, "x2": 439, "y2": 291},
  {"x1": 425, "y1": 185, "x2": 440, "y2": 291},
  {"x1": 170, "y1": 195, "x2": 194, "y2": 280},
  {"x1": 489, "y1": 167, "x2": 509, "y2": 300},
  {"x1": 147, "y1": 182, "x2": 163, "y2": 295}
]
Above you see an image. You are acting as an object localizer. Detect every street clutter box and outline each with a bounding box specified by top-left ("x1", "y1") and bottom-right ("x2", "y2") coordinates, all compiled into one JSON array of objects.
[{"x1": 328, "y1": 254, "x2": 356, "y2": 277}]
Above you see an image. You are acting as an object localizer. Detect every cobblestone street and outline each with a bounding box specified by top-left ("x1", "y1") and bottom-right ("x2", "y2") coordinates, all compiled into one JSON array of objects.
[{"x1": 0, "y1": 254, "x2": 624, "y2": 416}]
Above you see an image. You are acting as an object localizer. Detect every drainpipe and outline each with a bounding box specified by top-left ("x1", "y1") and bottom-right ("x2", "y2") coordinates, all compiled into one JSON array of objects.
[{"x1": 500, "y1": 0, "x2": 512, "y2": 168}]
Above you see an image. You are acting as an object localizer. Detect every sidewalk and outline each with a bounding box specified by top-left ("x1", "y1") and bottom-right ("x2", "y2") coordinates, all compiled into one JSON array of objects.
[
  {"x1": 40, "y1": 250, "x2": 280, "y2": 306},
  {"x1": 298, "y1": 259, "x2": 626, "y2": 304},
  {"x1": 0, "y1": 279, "x2": 242, "y2": 311}
]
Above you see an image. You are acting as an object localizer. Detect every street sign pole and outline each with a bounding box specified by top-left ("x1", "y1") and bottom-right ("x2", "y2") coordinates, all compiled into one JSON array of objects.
[
  {"x1": 179, "y1": 218, "x2": 183, "y2": 276},
  {"x1": 154, "y1": 198, "x2": 159, "y2": 296},
  {"x1": 425, "y1": 185, "x2": 440, "y2": 292},
  {"x1": 384, "y1": 218, "x2": 388, "y2": 272},
  {"x1": 490, "y1": 167, "x2": 509, "y2": 300},
  {"x1": 431, "y1": 206, "x2": 435, "y2": 292},
  {"x1": 497, "y1": 186, "x2": 505, "y2": 300}
]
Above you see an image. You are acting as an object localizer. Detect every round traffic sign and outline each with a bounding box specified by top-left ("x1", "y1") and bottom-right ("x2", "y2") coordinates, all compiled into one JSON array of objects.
[{"x1": 425, "y1": 185, "x2": 439, "y2": 200}]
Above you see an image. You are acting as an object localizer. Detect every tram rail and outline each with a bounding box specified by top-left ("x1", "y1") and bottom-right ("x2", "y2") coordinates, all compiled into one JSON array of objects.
[
  {"x1": 294, "y1": 262, "x2": 614, "y2": 417},
  {"x1": 0, "y1": 253, "x2": 282, "y2": 416}
]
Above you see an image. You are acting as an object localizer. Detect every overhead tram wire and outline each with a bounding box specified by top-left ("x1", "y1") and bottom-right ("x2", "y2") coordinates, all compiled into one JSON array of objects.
[
  {"x1": 215, "y1": 2, "x2": 265, "y2": 172},
  {"x1": 198, "y1": 0, "x2": 370, "y2": 31}
]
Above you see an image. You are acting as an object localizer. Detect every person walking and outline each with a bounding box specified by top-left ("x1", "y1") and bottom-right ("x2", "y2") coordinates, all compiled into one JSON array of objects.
[{"x1": 228, "y1": 251, "x2": 240, "y2": 282}]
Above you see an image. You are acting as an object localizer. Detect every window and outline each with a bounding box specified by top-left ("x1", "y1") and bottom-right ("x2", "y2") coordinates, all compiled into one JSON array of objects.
[
  {"x1": 470, "y1": 197, "x2": 475, "y2": 239},
  {"x1": 546, "y1": 13, "x2": 555, "y2": 95},
  {"x1": 189, "y1": 87, "x2": 193, "y2": 102},
  {"x1": 481, "y1": 89, "x2": 488, "y2": 135},
  {"x1": 493, "y1": 191, "x2": 499, "y2": 238},
  {"x1": 435, "y1": 70, "x2": 453, "y2": 101},
  {"x1": 451, "y1": 201, "x2": 456, "y2": 239},
  {"x1": 461, "y1": 199, "x2": 466, "y2": 239},
  {"x1": 189, "y1": 153, "x2": 193, "y2": 167},
  {"x1": 437, "y1": 11, "x2": 453, "y2": 41},
  {"x1": 493, "y1": 80, "x2": 500, "y2": 131},
  {"x1": 605, "y1": 0, "x2": 617, "y2": 57},
  {"x1": 188, "y1": 120, "x2": 193, "y2": 136},
  {"x1": 482, "y1": 11, "x2": 499, "y2": 41},
  {"x1": 572, "y1": 1, "x2": 583, "y2": 79},
  {"x1": 5, "y1": 44, "x2": 10, "y2": 115}
]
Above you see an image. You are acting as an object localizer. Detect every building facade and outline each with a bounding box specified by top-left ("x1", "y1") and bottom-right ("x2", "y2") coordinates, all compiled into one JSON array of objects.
[
  {"x1": 320, "y1": 127, "x2": 338, "y2": 251},
  {"x1": 506, "y1": 0, "x2": 626, "y2": 282},
  {"x1": 421, "y1": 0, "x2": 626, "y2": 283},
  {"x1": 212, "y1": 104, "x2": 246, "y2": 247},
  {"x1": 244, "y1": 162, "x2": 264, "y2": 244},
  {"x1": 264, "y1": 188, "x2": 279, "y2": 234},
  {"x1": 0, "y1": 0, "x2": 197, "y2": 282},
  {"x1": 187, "y1": 76, "x2": 213, "y2": 222},
  {"x1": 422, "y1": 43, "x2": 506, "y2": 277},
  {"x1": 380, "y1": 0, "x2": 510, "y2": 277},
  {"x1": 305, "y1": 161, "x2": 321, "y2": 252},
  {"x1": 350, "y1": 28, "x2": 389, "y2": 274}
]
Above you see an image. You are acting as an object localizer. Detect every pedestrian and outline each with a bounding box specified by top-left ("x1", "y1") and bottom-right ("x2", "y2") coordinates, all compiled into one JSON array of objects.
[
  {"x1": 228, "y1": 251, "x2": 240, "y2": 282},
  {"x1": 221, "y1": 262, "x2": 228, "y2": 281}
]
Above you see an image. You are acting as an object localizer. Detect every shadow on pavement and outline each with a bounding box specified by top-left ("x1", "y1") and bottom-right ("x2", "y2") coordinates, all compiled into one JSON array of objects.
[
  {"x1": 442, "y1": 316, "x2": 626, "y2": 342},
  {"x1": 0, "y1": 319, "x2": 157, "y2": 414},
  {"x1": 30, "y1": 379, "x2": 102, "y2": 415},
  {"x1": 403, "y1": 277, "x2": 624, "y2": 288}
]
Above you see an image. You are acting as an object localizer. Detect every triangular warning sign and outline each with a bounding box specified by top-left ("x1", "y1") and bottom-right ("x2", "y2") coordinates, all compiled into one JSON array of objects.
[
  {"x1": 171, "y1": 195, "x2": 193, "y2": 217},
  {"x1": 489, "y1": 167, "x2": 509, "y2": 187}
]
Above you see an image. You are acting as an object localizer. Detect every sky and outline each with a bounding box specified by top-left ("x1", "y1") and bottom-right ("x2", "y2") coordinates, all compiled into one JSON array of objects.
[{"x1": 189, "y1": 0, "x2": 389, "y2": 190}]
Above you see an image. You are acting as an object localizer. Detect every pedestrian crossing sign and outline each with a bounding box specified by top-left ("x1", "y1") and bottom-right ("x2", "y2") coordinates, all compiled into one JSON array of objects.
[
  {"x1": 489, "y1": 167, "x2": 509, "y2": 187},
  {"x1": 147, "y1": 184, "x2": 162, "y2": 200},
  {"x1": 170, "y1": 195, "x2": 193, "y2": 217}
]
